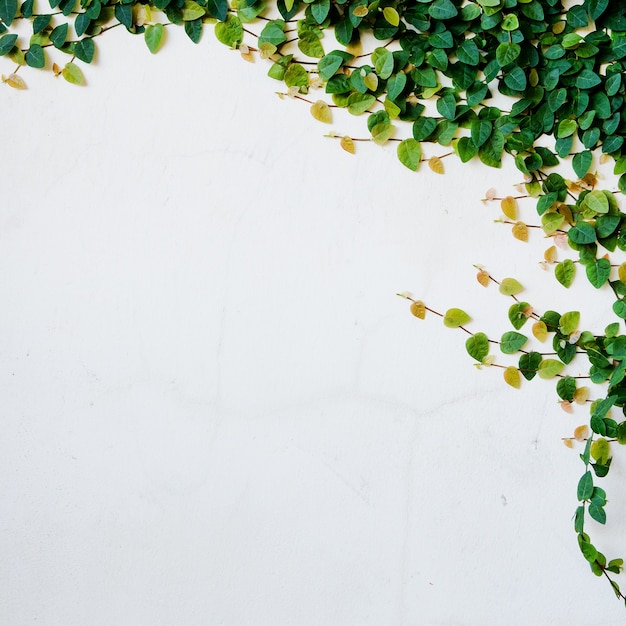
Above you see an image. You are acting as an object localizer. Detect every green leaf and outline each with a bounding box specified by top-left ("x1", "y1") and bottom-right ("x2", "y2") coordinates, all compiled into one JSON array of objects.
[
  {"x1": 582, "y1": 190, "x2": 609, "y2": 215},
  {"x1": 478, "y1": 131, "x2": 504, "y2": 168},
  {"x1": 206, "y1": 0, "x2": 228, "y2": 20},
  {"x1": 496, "y1": 42, "x2": 520, "y2": 67},
  {"x1": 471, "y1": 119, "x2": 492, "y2": 148},
  {"x1": 577, "y1": 470, "x2": 594, "y2": 501},
  {"x1": 181, "y1": 0, "x2": 205, "y2": 20},
  {"x1": 568, "y1": 222, "x2": 596, "y2": 245},
  {"x1": 0, "y1": 0, "x2": 17, "y2": 26},
  {"x1": 0, "y1": 32, "x2": 17, "y2": 55},
  {"x1": 557, "y1": 119, "x2": 577, "y2": 138},
  {"x1": 572, "y1": 151, "x2": 592, "y2": 179},
  {"x1": 49, "y1": 23, "x2": 68, "y2": 49},
  {"x1": 559, "y1": 311, "x2": 580, "y2": 336},
  {"x1": 575, "y1": 69, "x2": 601, "y2": 89},
  {"x1": 436, "y1": 92, "x2": 457, "y2": 121},
  {"x1": 580, "y1": 538, "x2": 598, "y2": 562},
  {"x1": 115, "y1": 3, "x2": 132, "y2": 28},
  {"x1": 589, "y1": 504, "x2": 606, "y2": 525},
  {"x1": 556, "y1": 376, "x2": 576, "y2": 401},
  {"x1": 519, "y1": 352, "x2": 542, "y2": 380},
  {"x1": 372, "y1": 47, "x2": 394, "y2": 80},
  {"x1": 318, "y1": 52, "x2": 346, "y2": 81},
  {"x1": 456, "y1": 136, "x2": 477, "y2": 162},
  {"x1": 310, "y1": 0, "x2": 330, "y2": 24},
  {"x1": 586, "y1": 258, "x2": 611, "y2": 289},
  {"x1": 24, "y1": 43, "x2": 44, "y2": 68},
  {"x1": 258, "y1": 20, "x2": 287, "y2": 47},
  {"x1": 466, "y1": 332, "x2": 489, "y2": 362},
  {"x1": 73, "y1": 37, "x2": 95, "y2": 64},
  {"x1": 397, "y1": 138, "x2": 421, "y2": 171},
  {"x1": 215, "y1": 15, "x2": 243, "y2": 47},
  {"x1": 574, "y1": 506, "x2": 585, "y2": 533},
  {"x1": 347, "y1": 93, "x2": 375, "y2": 115},
  {"x1": 443, "y1": 308, "x2": 471, "y2": 328},
  {"x1": 537, "y1": 359, "x2": 565, "y2": 379},
  {"x1": 144, "y1": 23, "x2": 164, "y2": 53},
  {"x1": 508, "y1": 302, "x2": 530, "y2": 330},
  {"x1": 504, "y1": 66, "x2": 527, "y2": 92},
  {"x1": 500, "y1": 331, "x2": 528, "y2": 354},
  {"x1": 284, "y1": 63, "x2": 308, "y2": 89},
  {"x1": 428, "y1": 0, "x2": 457, "y2": 20}
]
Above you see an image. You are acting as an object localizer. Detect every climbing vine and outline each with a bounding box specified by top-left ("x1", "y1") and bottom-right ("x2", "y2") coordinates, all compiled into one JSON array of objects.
[{"x1": 4, "y1": 0, "x2": 626, "y2": 606}]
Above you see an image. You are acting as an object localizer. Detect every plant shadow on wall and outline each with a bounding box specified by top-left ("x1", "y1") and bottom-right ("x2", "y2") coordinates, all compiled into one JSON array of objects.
[{"x1": 5, "y1": 0, "x2": 626, "y2": 606}]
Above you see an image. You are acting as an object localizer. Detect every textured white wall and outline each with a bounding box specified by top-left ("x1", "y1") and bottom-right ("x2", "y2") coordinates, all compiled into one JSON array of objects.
[{"x1": 2, "y1": 26, "x2": 626, "y2": 625}]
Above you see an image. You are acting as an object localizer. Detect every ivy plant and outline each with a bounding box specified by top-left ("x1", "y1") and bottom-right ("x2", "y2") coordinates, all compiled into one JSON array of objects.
[{"x1": 5, "y1": 0, "x2": 626, "y2": 607}]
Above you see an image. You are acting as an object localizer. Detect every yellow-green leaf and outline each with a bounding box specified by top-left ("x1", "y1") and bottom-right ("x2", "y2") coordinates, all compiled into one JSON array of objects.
[
  {"x1": 443, "y1": 307, "x2": 471, "y2": 328},
  {"x1": 383, "y1": 6, "x2": 399, "y2": 26},
  {"x1": 538, "y1": 359, "x2": 565, "y2": 379},
  {"x1": 504, "y1": 366, "x2": 521, "y2": 389},
  {"x1": 532, "y1": 320, "x2": 548, "y2": 342},
  {"x1": 591, "y1": 438, "x2": 611, "y2": 465},
  {"x1": 61, "y1": 62, "x2": 84, "y2": 85},
  {"x1": 499, "y1": 277, "x2": 524, "y2": 296},
  {"x1": 310, "y1": 99, "x2": 332, "y2": 123},
  {"x1": 182, "y1": 0, "x2": 205, "y2": 20},
  {"x1": 397, "y1": 138, "x2": 421, "y2": 171}
]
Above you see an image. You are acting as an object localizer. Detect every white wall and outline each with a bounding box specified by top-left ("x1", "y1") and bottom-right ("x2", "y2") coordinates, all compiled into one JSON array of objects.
[{"x1": 2, "y1": 26, "x2": 626, "y2": 625}]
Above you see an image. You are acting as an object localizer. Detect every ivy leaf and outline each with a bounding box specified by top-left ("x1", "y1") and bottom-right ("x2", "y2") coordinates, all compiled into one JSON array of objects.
[
  {"x1": 24, "y1": 44, "x2": 44, "y2": 68},
  {"x1": 500, "y1": 331, "x2": 528, "y2": 354},
  {"x1": 512, "y1": 222, "x2": 528, "y2": 242},
  {"x1": 144, "y1": 23, "x2": 164, "y2": 53},
  {"x1": 503, "y1": 366, "x2": 521, "y2": 389},
  {"x1": 443, "y1": 308, "x2": 471, "y2": 328},
  {"x1": 557, "y1": 376, "x2": 576, "y2": 402},
  {"x1": 532, "y1": 321, "x2": 548, "y2": 342},
  {"x1": 61, "y1": 62, "x2": 84, "y2": 85},
  {"x1": 397, "y1": 139, "x2": 421, "y2": 171},
  {"x1": 382, "y1": 6, "x2": 399, "y2": 26},
  {"x1": 578, "y1": 471, "x2": 594, "y2": 501},
  {"x1": 428, "y1": 0, "x2": 457, "y2": 20},
  {"x1": 559, "y1": 311, "x2": 580, "y2": 336},
  {"x1": 74, "y1": 38, "x2": 95, "y2": 63},
  {"x1": 466, "y1": 332, "x2": 489, "y2": 362},
  {"x1": 496, "y1": 42, "x2": 520, "y2": 67},
  {"x1": 371, "y1": 47, "x2": 394, "y2": 80},
  {"x1": 572, "y1": 151, "x2": 593, "y2": 179},
  {"x1": 410, "y1": 300, "x2": 425, "y2": 319},
  {"x1": 340, "y1": 136, "x2": 355, "y2": 154},
  {"x1": 519, "y1": 351, "x2": 542, "y2": 380},
  {"x1": 586, "y1": 258, "x2": 611, "y2": 289},
  {"x1": 310, "y1": 100, "x2": 332, "y2": 123},
  {"x1": 500, "y1": 196, "x2": 517, "y2": 220},
  {"x1": 499, "y1": 277, "x2": 523, "y2": 296},
  {"x1": 538, "y1": 359, "x2": 565, "y2": 379},
  {"x1": 555, "y1": 259, "x2": 575, "y2": 287},
  {"x1": 0, "y1": 0, "x2": 17, "y2": 26}
]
